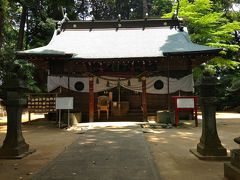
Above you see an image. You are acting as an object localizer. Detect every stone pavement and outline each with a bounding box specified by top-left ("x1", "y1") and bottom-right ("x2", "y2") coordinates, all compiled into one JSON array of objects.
[{"x1": 33, "y1": 124, "x2": 160, "y2": 180}]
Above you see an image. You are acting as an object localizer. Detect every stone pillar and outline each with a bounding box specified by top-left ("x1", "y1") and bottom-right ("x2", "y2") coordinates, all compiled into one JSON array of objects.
[
  {"x1": 141, "y1": 76, "x2": 147, "y2": 122},
  {"x1": 89, "y1": 76, "x2": 94, "y2": 122},
  {"x1": 190, "y1": 74, "x2": 228, "y2": 160},
  {"x1": 0, "y1": 78, "x2": 35, "y2": 159},
  {"x1": 224, "y1": 137, "x2": 240, "y2": 179}
]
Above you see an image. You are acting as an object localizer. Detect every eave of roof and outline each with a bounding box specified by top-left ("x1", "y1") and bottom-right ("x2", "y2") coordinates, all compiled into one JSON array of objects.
[
  {"x1": 61, "y1": 18, "x2": 180, "y2": 30},
  {"x1": 16, "y1": 52, "x2": 73, "y2": 59},
  {"x1": 16, "y1": 18, "x2": 222, "y2": 60},
  {"x1": 163, "y1": 49, "x2": 221, "y2": 56}
]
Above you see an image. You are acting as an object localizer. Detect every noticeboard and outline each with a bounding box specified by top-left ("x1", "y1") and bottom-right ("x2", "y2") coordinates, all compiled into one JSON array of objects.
[
  {"x1": 56, "y1": 97, "x2": 73, "y2": 110},
  {"x1": 172, "y1": 96, "x2": 198, "y2": 127},
  {"x1": 27, "y1": 93, "x2": 57, "y2": 113},
  {"x1": 177, "y1": 98, "x2": 195, "y2": 108}
]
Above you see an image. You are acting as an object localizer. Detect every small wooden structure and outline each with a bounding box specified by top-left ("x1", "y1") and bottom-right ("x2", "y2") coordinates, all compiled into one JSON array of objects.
[{"x1": 17, "y1": 18, "x2": 221, "y2": 122}]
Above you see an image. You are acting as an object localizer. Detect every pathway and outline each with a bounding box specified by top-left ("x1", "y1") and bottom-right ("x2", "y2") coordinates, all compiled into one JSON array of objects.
[{"x1": 33, "y1": 124, "x2": 160, "y2": 180}]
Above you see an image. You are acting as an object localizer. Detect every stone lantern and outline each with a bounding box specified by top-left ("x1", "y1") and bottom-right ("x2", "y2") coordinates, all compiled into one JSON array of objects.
[
  {"x1": 224, "y1": 137, "x2": 240, "y2": 179},
  {"x1": 0, "y1": 76, "x2": 34, "y2": 158},
  {"x1": 190, "y1": 72, "x2": 228, "y2": 160}
]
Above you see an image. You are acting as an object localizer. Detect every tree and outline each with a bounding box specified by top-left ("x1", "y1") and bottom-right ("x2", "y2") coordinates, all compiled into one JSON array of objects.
[
  {"x1": 0, "y1": 0, "x2": 8, "y2": 48},
  {"x1": 17, "y1": 3, "x2": 27, "y2": 50},
  {"x1": 150, "y1": 0, "x2": 173, "y2": 17},
  {"x1": 143, "y1": 0, "x2": 148, "y2": 16},
  {"x1": 163, "y1": 0, "x2": 240, "y2": 109},
  {"x1": 164, "y1": 0, "x2": 240, "y2": 64},
  {"x1": 211, "y1": 0, "x2": 236, "y2": 12}
]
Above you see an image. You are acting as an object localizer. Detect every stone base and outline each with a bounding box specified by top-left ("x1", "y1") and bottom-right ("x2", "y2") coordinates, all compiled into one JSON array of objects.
[
  {"x1": 190, "y1": 149, "x2": 230, "y2": 161},
  {"x1": 197, "y1": 143, "x2": 228, "y2": 157},
  {"x1": 224, "y1": 163, "x2": 240, "y2": 180},
  {"x1": 0, "y1": 149, "x2": 36, "y2": 159},
  {"x1": 231, "y1": 149, "x2": 240, "y2": 168}
]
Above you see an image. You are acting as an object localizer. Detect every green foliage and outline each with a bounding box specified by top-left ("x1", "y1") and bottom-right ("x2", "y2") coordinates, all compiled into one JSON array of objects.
[
  {"x1": 28, "y1": 18, "x2": 55, "y2": 48},
  {"x1": 164, "y1": 0, "x2": 240, "y2": 65},
  {"x1": 78, "y1": 0, "x2": 144, "y2": 20},
  {"x1": 0, "y1": 0, "x2": 42, "y2": 92},
  {"x1": 229, "y1": 78, "x2": 240, "y2": 92},
  {"x1": 0, "y1": 0, "x2": 8, "y2": 16},
  {"x1": 164, "y1": 0, "x2": 240, "y2": 109},
  {"x1": 164, "y1": 0, "x2": 239, "y2": 49},
  {"x1": 14, "y1": 60, "x2": 41, "y2": 92},
  {"x1": 211, "y1": 0, "x2": 236, "y2": 12},
  {"x1": 209, "y1": 57, "x2": 240, "y2": 69},
  {"x1": 0, "y1": 0, "x2": 9, "y2": 48},
  {"x1": 0, "y1": 48, "x2": 40, "y2": 92},
  {"x1": 150, "y1": 0, "x2": 173, "y2": 17},
  {"x1": 0, "y1": 48, "x2": 15, "y2": 81}
]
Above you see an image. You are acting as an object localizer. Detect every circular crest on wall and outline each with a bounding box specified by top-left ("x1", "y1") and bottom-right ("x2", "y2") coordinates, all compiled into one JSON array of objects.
[
  {"x1": 74, "y1": 81, "x2": 85, "y2": 91},
  {"x1": 154, "y1": 80, "x2": 164, "y2": 90}
]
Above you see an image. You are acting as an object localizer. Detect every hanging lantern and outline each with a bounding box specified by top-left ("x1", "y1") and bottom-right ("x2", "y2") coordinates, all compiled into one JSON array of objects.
[
  {"x1": 106, "y1": 80, "x2": 110, "y2": 87},
  {"x1": 128, "y1": 79, "x2": 131, "y2": 86},
  {"x1": 96, "y1": 77, "x2": 99, "y2": 84},
  {"x1": 138, "y1": 77, "x2": 141, "y2": 82}
]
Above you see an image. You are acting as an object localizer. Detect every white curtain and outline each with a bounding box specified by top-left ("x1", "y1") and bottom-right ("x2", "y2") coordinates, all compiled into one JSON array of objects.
[
  {"x1": 47, "y1": 76, "x2": 68, "y2": 92},
  {"x1": 146, "y1": 74, "x2": 194, "y2": 94},
  {"x1": 47, "y1": 74, "x2": 194, "y2": 94}
]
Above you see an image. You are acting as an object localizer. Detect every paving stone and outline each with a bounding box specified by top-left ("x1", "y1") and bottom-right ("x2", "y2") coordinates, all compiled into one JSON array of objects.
[{"x1": 33, "y1": 126, "x2": 160, "y2": 180}]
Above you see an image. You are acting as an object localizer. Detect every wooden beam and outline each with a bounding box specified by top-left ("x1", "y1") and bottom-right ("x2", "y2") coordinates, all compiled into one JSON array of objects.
[
  {"x1": 62, "y1": 19, "x2": 180, "y2": 30},
  {"x1": 89, "y1": 76, "x2": 94, "y2": 122},
  {"x1": 141, "y1": 76, "x2": 147, "y2": 122}
]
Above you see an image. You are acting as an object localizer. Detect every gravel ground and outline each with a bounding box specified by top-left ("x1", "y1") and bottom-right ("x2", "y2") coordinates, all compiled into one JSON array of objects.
[{"x1": 0, "y1": 112, "x2": 239, "y2": 180}]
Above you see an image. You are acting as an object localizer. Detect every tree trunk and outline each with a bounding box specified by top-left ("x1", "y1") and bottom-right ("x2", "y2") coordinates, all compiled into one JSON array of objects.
[
  {"x1": 25, "y1": 10, "x2": 29, "y2": 50},
  {"x1": 0, "y1": 8, "x2": 4, "y2": 48},
  {"x1": 17, "y1": 5, "x2": 28, "y2": 50},
  {"x1": 142, "y1": 0, "x2": 148, "y2": 18}
]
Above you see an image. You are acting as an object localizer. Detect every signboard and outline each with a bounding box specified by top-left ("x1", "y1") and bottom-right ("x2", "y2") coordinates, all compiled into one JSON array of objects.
[
  {"x1": 56, "y1": 97, "x2": 73, "y2": 110},
  {"x1": 177, "y1": 98, "x2": 194, "y2": 108},
  {"x1": 172, "y1": 96, "x2": 198, "y2": 127}
]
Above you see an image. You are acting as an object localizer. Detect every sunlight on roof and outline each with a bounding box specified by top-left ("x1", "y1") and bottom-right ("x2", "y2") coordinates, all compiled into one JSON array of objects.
[{"x1": 232, "y1": 3, "x2": 240, "y2": 12}]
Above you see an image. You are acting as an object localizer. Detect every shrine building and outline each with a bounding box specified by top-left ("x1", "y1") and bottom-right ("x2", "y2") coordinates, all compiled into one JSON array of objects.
[{"x1": 16, "y1": 18, "x2": 221, "y2": 122}]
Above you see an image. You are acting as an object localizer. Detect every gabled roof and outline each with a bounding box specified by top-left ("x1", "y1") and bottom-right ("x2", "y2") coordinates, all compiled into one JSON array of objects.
[{"x1": 17, "y1": 19, "x2": 221, "y2": 60}]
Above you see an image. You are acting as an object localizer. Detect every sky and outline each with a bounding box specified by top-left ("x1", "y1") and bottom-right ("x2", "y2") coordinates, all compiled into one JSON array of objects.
[{"x1": 232, "y1": 3, "x2": 240, "y2": 12}]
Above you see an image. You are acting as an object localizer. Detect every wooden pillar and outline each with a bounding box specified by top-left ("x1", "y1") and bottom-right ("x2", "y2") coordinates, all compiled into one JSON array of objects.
[
  {"x1": 167, "y1": 59, "x2": 170, "y2": 111},
  {"x1": 131, "y1": 61, "x2": 135, "y2": 74},
  {"x1": 141, "y1": 76, "x2": 147, "y2": 122},
  {"x1": 89, "y1": 76, "x2": 94, "y2": 122}
]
